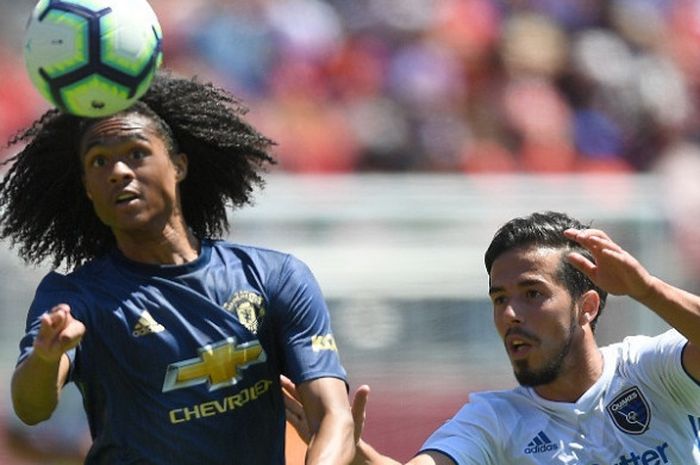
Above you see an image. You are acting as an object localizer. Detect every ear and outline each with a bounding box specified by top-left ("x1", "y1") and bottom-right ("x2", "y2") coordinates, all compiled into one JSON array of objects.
[
  {"x1": 173, "y1": 152, "x2": 188, "y2": 182},
  {"x1": 578, "y1": 290, "x2": 600, "y2": 327},
  {"x1": 82, "y1": 175, "x2": 93, "y2": 200}
]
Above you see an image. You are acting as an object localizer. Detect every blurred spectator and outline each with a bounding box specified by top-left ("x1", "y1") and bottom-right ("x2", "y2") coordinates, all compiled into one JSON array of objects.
[{"x1": 2, "y1": 0, "x2": 700, "y2": 171}]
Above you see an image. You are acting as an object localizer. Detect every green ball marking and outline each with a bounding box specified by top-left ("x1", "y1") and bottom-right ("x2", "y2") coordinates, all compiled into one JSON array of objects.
[
  {"x1": 61, "y1": 74, "x2": 133, "y2": 117},
  {"x1": 40, "y1": 10, "x2": 89, "y2": 78},
  {"x1": 133, "y1": 66, "x2": 158, "y2": 99},
  {"x1": 100, "y1": 15, "x2": 160, "y2": 76}
]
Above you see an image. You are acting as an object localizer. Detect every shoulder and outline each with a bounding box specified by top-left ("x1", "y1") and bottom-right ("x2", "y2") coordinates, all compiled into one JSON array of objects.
[
  {"x1": 210, "y1": 240, "x2": 312, "y2": 276},
  {"x1": 421, "y1": 388, "x2": 531, "y2": 465},
  {"x1": 33, "y1": 254, "x2": 117, "y2": 305},
  {"x1": 464, "y1": 388, "x2": 534, "y2": 416},
  {"x1": 440, "y1": 388, "x2": 532, "y2": 430},
  {"x1": 602, "y1": 329, "x2": 687, "y2": 363},
  {"x1": 210, "y1": 240, "x2": 293, "y2": 265},
  {"x1": 37, "y1": 261, "x2": 104, "y2": 291}
]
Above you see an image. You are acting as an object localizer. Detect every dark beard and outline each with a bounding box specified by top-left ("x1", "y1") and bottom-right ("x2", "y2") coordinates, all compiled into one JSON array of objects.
[{"x1": 513, "y1": 311, "x2": 577, "y2": 387}]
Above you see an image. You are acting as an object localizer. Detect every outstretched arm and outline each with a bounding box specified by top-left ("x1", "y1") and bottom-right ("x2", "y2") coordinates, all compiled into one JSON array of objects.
[
  {"x1": 564, "y1": 228, "x2": 700, "y2": 381},
  {"x1": 12, "y1": 304, "x2": 85, "y2": 424},
  {"x1": 294, "y1": 376, "x2": 355, "y2": 465},
  {"x1": 282, "y1": 377, "x2": 454, "y2": 465}
]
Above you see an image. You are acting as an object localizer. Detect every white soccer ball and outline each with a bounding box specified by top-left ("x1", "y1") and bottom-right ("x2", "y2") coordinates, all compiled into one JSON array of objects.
[{"x1": 23, "y1": 0, "x2": 163, "y2": 118}]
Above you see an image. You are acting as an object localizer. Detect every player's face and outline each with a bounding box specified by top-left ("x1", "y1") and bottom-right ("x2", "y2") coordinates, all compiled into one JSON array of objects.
[
  {"x1": 79, "y1": 113, "x2": 187, "y2": 236},
  {"x1": 489, "y1": 245, "x2": 581, "y2": 387}
]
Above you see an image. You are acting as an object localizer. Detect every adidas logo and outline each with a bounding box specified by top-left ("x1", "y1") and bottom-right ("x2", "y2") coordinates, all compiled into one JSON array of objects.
[
  {"x1": 524, "y1": 431, "x2": 558, "y2": 454},
  {"x1": 132, "y1": 311, "x2": 165, "y2": 337}
]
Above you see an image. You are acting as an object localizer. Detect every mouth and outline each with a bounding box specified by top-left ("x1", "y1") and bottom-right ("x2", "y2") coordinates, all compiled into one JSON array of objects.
[
  {"x1": 114, "y1": 190, "x2": 140, "y2": 205},
  {"x1": 508, "y1": 338, "x2": 532, "y2": 358},
  {"x1": 505, "y1": 332, "x2": 537, "y2": 359}
]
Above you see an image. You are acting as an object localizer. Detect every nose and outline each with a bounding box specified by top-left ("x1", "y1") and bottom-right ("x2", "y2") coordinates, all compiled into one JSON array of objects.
[
  {"x1": 500, "y1": 302, "x2": 524, "y2": 325},
  {"x1": 109, "y1": 160, "x2": 134, "y2": 184}
]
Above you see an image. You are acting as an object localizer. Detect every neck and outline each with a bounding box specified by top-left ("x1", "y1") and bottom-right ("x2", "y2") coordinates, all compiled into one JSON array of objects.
[
  {"x1": 114, "y1": 221, "x2": 200, "y2": 265},
  {"x1": 533, "y1": 335, "x2": 603, "y2": 403}
]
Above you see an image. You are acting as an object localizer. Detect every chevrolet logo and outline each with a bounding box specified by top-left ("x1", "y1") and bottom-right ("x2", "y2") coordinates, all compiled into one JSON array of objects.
[{"x1": 162, "y1": 337, "x2": 266, "y2": 392}]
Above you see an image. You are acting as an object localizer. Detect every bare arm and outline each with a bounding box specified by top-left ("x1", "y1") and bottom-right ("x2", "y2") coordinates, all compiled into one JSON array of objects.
[
  {"x1": 564, "y1": 228, "x2": 700, "y2": 381},
  {"x1": 11, "y1": 304, "x2": 85, "y2": 424},
  {"x1": 296, "y1": 376, "x2": 355, "y2": 465},
  {"x1": 283, "y1": 377, "x2": 455, "y2": 465}
]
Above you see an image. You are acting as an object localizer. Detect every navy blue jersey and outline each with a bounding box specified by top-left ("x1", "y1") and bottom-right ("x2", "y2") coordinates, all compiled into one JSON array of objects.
[{"x1": 17, "y1": 240, "x2": 347, "y2": 465}]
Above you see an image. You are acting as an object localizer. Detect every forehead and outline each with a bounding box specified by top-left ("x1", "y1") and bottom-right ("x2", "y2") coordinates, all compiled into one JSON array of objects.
[
  {"x1": 79, "y1": 113, "x2": 161, "y2": 154},
  {"x1": 489, "y1": 245, "x2": 564, "y2": 287}
]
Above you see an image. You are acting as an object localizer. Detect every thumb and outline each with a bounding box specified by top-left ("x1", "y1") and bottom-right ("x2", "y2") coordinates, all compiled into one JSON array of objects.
[{"x1": 351, "y1": 384, "x2": 370, "y2": 442}]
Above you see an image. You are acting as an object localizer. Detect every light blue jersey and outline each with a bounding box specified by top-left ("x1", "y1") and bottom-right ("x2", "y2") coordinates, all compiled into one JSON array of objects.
[
  {"x1": 421, "y1": 330, "x2": 700, "y2": 465},
  {"x1": 18, "y1": 239, "x2": 347, "y2": 465}
]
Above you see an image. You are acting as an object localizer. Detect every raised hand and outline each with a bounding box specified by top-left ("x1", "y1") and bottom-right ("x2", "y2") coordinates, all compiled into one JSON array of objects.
[
  {"x1": 563, "y1": 228, "x2": 655, "y2": 301},
  {"x1": 33, "y1": 304, "x2": 86, "y2": 363},
  {"x1": 281, "y1": 375, "x2": 370, "y2": 445}
]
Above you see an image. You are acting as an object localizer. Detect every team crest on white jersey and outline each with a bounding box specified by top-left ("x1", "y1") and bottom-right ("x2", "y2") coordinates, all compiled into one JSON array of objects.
[
  {"x1": 606, "y1": 386, "x2": 650, "y2": 434},
  {"x1": 223, "y1": 290, "x2": 266, "y2": 335}
]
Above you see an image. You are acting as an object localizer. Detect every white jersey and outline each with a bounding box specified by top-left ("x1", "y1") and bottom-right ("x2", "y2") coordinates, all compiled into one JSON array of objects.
[{"x1": 420, "y1": 330, "x2": 700, "y2": 465}]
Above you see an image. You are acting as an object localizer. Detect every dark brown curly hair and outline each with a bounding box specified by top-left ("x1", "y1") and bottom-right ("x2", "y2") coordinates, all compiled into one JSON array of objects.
[{"x1": 0, "y1": 71, "x2": 276, "y2": 270}]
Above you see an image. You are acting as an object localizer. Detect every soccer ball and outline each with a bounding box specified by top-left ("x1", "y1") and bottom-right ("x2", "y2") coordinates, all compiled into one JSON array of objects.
[{"x1": 23, "y1": 0, "x2": 163, "y2": 118}]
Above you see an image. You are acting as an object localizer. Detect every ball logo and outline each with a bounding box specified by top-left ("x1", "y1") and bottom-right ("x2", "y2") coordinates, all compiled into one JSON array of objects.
[{"x1": 606, "y1": 386, "x2": 650, "y2": 434}]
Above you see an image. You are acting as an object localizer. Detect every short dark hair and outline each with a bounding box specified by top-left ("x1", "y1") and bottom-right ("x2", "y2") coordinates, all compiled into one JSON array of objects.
[
  {"x1": 0, "y1": 71, "x2": 275, "y2": 269},
  {"x1": 484, "y1": 211, "x2": 607, "y2": 330}
]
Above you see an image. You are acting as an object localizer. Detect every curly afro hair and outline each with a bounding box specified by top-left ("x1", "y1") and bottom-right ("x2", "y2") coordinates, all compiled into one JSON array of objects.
[{"x1": 0, "y1": 71, "x2": 276, "y2": 270}]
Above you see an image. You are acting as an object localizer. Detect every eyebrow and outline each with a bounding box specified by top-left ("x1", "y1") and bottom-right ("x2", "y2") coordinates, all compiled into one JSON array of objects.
[
  {"x1": 488, "y1": 278, "x2": 546, "y2": 296},
  {"x1": 81, "y1": 133, "x2": 151, "y2": 154}
]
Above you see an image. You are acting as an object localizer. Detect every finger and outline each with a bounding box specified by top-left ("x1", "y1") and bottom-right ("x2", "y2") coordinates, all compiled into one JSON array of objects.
[
  {"x1": 37, "y1": 313, "x2": 59, "y2": 339},
  {"x1": 586, "y1": 234, "x2": 623, "y2": 253},
  {"x1": 566, "y1": 252, "x2": 597, "y2": 276},
  {"x1": 564, "y1": 228, "x2": 612, "y2": 247},
  {"x1": 51, "y1": 303, "x2": 71, "y2": 313},
  {"x1": 43, "y1": 304, "x2": 77, "y2": 332},
  {"x1": 58, "y1": 319, "x2": 86, "y2": 350},
  {"x1": 45, "y1": 308, "x2": 68, "y2": 330},
  {"x1": 36, "y1": 309, "x2": 70, "y2": 343},
  {"x1": 282, "y1": 380, "x2": 311, "y2": 444},
  {"x1": 351, "y1": 385, "x2": 370, "y2": 423},
  {"x1": 280, "y1": 374, "x2": 301, "y2": 402},
  {"x1": 563, "y1": 228, "x2": 580, "y2": 240},
  {"x1": 282, "y1": 385, "x2": 305, "y2": 417}
]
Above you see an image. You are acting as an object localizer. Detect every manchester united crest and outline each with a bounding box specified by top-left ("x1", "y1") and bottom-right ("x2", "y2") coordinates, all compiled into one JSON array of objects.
[{"x1": 224, "y1": 291, "x2": 266, "y2": 335}]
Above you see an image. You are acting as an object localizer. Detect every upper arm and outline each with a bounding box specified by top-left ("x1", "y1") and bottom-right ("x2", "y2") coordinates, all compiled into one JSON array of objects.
[
  {"x1": 295, "y1": 377, "x2": 354, "y2": 465},
  {"x1": 408, "y1": 451, "x2": 457, "y2": 465},
  {"x1": 296, "y1": 377, "x2": 351, "y2": 431},
  {"x1": 682, "y1": 341, "x2": 700, "y2": 383},
  {"x1": 272, "y1": 256, "x2": 347, "y2": 383}
]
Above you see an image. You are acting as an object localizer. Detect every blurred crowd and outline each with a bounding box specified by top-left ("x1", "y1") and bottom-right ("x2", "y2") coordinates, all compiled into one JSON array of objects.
[
  {"x1": 2, "y1": 0, "x2": 700, "y2": 174},
  {"x1": 2, "y1": 2, "x2": 700, "y2": 462}
]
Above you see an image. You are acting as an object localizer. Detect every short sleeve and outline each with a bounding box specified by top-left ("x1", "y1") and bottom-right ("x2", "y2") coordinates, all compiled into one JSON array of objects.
[
  {"x1": 419, "y1": 394, "x2": 503, "y2": 465},
  {"x1": 622, "y1": 329, "x2": 700, "y2": 413},
  {"x1": 268, "y1": 255, "x2": 347, "y2": 385},
  {"x1": 16, "y1": 271, "x2": 87, "y2": 382}
]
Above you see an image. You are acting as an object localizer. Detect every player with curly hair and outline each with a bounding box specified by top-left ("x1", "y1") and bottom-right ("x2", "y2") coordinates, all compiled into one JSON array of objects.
[{"x1": 3, "y1": 71, "x2": 354, "y2": 465}]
